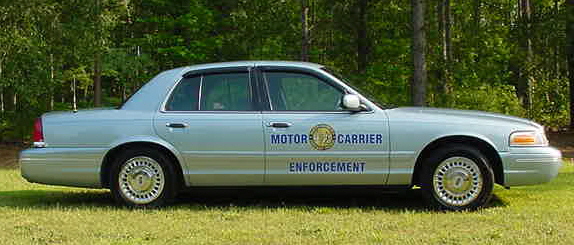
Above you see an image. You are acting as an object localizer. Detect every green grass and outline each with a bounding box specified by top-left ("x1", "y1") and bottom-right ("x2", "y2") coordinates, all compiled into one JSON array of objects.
[{"x1": 1, "y1": 162, "x2": 573, "y2": 245}]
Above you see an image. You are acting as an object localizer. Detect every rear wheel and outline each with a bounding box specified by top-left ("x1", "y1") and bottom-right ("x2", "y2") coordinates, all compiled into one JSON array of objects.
[
  {"x1": 110, "y1": 148, "x2": 178, "y2": 207},
  {"x1": 420, "y1": 144, "x2": 494, "y2": 210}
]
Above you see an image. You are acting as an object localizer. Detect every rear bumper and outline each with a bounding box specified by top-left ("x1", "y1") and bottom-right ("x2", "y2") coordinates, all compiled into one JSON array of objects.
[
  {"x1": 20, "y1": 147, "x2": 105, "y2": 188},
  {"x1": 500, "y1": 147, "x2": 562, "y2": 187}
]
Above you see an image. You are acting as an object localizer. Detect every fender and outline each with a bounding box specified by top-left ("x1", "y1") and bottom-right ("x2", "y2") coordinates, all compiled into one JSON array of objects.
[{"x1": 104, "y1": 136, "x2": 189, "y2": 186}]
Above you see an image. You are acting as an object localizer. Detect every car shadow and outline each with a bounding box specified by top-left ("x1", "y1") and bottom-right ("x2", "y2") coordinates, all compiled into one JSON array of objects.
[{"x1": 0, "y1": 188, "x2": 507, "y2": 211}]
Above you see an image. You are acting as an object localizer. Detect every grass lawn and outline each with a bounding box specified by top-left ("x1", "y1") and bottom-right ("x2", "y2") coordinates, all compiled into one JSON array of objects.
[{"x1": 0, "y1": 161, "x2": 572, "y2": 245}]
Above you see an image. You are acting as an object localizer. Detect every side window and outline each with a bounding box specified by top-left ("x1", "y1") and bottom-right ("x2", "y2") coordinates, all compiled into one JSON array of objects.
[
  {"x1": 165, "y1": 76, "x2": 201, "y2": 111},
  {"x1": 265, "y1": 72, "x2": 344, "y2": 111},
  {"x1": 200, "y1": 72, "x2": 254, "y2": 111}
]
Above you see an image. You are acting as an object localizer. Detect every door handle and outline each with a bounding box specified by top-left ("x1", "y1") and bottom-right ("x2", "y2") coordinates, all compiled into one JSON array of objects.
[
  {"x1": 166, "y1": 123, "x2": 188, "y2": 128},
  {"x1": 267, "y1": 122, "x2": 292, "y2": 128}
]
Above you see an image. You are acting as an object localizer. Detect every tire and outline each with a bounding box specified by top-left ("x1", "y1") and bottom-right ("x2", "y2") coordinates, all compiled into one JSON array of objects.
[
  {"x1": 110, "y1": 147, "x2": 178, "y2": 207},
  {"x1": 419, "y1": 144, "x2": 494, "y2": 211}
]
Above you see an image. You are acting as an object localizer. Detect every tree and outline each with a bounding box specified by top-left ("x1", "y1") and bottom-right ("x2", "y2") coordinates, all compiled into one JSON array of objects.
[
  {"x1": 567, "y1": 0, "x2": 574, "y2": 128},
  {"x1": 301, "y1": 0, "x2": 310, "y2": 61},
  {"x1": 517, "y1": 0, "x2": 534, "y2": 114},
  {"x1": 437, "y1": 0, "x2": 452, "y2": 105},
  {"x1": 412, "y1": 0, "x2": 427, "y2": 106},
  {"x1": 355, "y1": 0, "x2": 369, "y2": 73}
]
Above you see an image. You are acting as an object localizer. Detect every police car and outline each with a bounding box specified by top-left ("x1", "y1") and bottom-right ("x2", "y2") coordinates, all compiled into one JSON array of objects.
[{"x1": 20, "y1": 61, "x2": 562, "y2": 210}]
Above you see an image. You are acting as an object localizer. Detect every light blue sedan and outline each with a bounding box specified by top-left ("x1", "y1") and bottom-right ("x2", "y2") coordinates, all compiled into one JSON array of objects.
[{"x1": 20, "y1": 61, "x2": 562, "y2": 210}]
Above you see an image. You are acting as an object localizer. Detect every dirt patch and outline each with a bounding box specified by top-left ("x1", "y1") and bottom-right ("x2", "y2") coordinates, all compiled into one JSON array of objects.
[
  {"x1": 548, "y1": 132, "x2": 574, "y2": 158},
  {"x1": 0, "y1": 144, "x2": 23, "y2": 168}
]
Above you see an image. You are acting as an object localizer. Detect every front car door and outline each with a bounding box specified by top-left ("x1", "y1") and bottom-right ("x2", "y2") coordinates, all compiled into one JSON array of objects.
[
  {"x1": 154, "y1": 67, "x2": 265, "y2": 186},
  {"x1": 259, "y1": 67, "x2": 389, "y2": 185}
]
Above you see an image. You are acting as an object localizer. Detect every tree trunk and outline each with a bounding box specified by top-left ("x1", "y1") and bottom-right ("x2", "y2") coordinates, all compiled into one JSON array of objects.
[
  {"x1": 301, "y1": 0, "x2": 310, "y2": 62},
  {"x1": 0, "y1": 59, "x2": 3, "y2": 114},
  {"x1": 518, "y1": 0, "x2": 533, "y2": 115},
  {"x1": 566, "y1": 0, "x2": 574, "y2": 128},
  {"x1": 473, "y1": 0, "x2": 480, "y2": 62},
  {"x1": 0, "y1": 88, "x2": 3, "y2": 114},
  {"x1": 356, "y1": 0, "x2": 369, "y2": 74},
  {"x1": 49, "y1": 53, "x2": 54, "y2": 111},
  {"x1": 555, "y1": 0, "x2": 561, "y2": 79},
  {"x1": 412, "y1": 0, "x2": 427, "y2": 106},
  {"x1": 437, "y1": 0, "x2": 451, "y2": 105},
  {"x1": 94, "y1": 52, "x2": 102, "y2": 107},
  {"x1": 72, "y1": 75, "x2": 77, "y2": 112}
]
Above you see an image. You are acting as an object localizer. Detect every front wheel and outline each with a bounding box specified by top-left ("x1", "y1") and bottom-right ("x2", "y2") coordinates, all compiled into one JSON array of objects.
[
  {"x1": 420, "y1": 144, "x2": 494, "y2": 211},
  {"x1": 110, "y1": 148, "x2": 178, "y2": 207}
]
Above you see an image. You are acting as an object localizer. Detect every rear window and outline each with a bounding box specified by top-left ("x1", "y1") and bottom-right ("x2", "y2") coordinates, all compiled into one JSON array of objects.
[{"x1": 165, "y1": 72, "x2": 253, "y2": 111}]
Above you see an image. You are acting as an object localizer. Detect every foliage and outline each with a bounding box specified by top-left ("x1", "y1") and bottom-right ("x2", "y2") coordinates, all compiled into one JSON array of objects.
[{"x1": 0, "y1": 0, "x2": 571, "y2": 141}]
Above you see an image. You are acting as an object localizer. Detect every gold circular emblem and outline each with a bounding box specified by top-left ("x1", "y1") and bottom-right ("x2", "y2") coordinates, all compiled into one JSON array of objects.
[{"x1": 309, "y1": 124, "x2": 335, "y2": 150}]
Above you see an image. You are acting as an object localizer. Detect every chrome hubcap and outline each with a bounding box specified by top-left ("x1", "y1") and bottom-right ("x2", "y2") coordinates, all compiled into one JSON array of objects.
[
  {"x1": 119, "y1": 156, "x2": 165, "y2": 204},
  {"x1": 433, "y1": 157, "x2": 483, "y2": 206}
]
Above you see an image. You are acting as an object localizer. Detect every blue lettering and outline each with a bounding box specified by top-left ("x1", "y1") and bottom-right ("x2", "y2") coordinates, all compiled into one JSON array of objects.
[
  {"x1": 301, "y1": 134, "x2": 308, "y2": 144},
  {"x1": 369, "y1": 134, "x2": 375, "y2": 144},
  {"x1": 337, "y1": 163, "x2": 345, "y2": 172},
  {"x1": 358, "y1": 134, "x2": 365, "y2": 144},
  {"x1": 271, "y1": 135, "x2": 281, "y2": 144},
  {"x1": 376, "y1": 134, "x2": 383, "y2": 144},
  {"x1": 345, "y1": 135, "x2": 351, "y2": 144},
  {"x1": 296, "y1": 162, "x2": 303, "y2": 172},
  {"x1": 280, "y1": 135, "x2": 287, "y2": 144},
  {"x1": 293, "y1": 134, "x2": 300, "y2": 143},
  {"x1": 351, "y1": 134, "x2": 358, "y2": 144},
  {"x1": 289, "y1": 161, "x2": 366, "y2": 173},
  {"x1": 352, "y1": 163, "x2": 360, "y2": 172},
  {"x1": 309, "y1": 162, "x2": 316, "y2": 172},
  {"x1": 316, "y1": 162, "x2": 323, "y2": 172}
]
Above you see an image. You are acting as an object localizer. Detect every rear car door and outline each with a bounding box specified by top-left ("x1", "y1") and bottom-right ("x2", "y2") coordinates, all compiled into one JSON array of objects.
[
  {"x1": 154, "y1": 67, "x2": 265, "y2": 186},
  {"x1": 259, "y1": 68, "x2": 389, "y2": 185}
]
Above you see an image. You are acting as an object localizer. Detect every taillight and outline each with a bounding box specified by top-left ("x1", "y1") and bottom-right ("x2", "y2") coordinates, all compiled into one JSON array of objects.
[{"x1": 33, "y1": 117, "x2": 44, "y2": 143}]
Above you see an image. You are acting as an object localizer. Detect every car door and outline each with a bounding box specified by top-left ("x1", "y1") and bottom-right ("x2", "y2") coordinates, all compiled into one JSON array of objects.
[
  {"x1": 154, "y1": 67, "x2": 265, "y2": 186},
  {"x1": 259, "y1": 68, "x2": 389, "y2": 185}
]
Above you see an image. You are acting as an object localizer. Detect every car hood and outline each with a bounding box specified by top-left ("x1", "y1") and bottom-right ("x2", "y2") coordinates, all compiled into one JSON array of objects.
[{"x1": 388, "y1": 107, "x2": 542, "y2": 129}]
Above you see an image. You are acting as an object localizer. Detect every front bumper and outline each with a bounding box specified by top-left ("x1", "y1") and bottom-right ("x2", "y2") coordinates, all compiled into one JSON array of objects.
[{"x1": 500, "y1": 147, "x2": 562, "y2": 187}]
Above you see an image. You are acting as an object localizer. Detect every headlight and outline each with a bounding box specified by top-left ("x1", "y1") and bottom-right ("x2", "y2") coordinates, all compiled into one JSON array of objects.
[{"x1": 509, "y1": 131, "x2": 548, "y2": 147}]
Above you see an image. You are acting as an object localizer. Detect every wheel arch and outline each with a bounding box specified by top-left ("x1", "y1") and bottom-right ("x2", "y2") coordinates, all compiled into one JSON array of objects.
[
  {"x1": 100, "y1": 140, "x2": 186, "y2": 189},
  {"x1": 411, "y1": 135, "x2": 504, "y2": 186}
]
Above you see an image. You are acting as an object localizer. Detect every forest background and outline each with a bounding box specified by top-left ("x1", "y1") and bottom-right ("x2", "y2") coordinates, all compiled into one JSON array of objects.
[{"x1": 1, "y1": 0, "x2": 574, "y2": 142}]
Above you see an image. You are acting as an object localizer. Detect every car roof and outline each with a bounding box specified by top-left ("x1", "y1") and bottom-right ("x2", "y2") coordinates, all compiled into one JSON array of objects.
[{"x1": 183, "y1": 60, "x2": 325, "y2": 71}]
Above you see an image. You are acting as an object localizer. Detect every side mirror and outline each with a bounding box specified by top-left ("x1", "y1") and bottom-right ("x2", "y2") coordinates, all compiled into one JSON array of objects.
[{"x1": 342, "y1": 94, "x2": 362, "y2": 111}]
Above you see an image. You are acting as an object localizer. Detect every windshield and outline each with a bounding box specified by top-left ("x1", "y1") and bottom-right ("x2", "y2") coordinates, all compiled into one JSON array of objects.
[{"x1": 321, "y1": 67, "x2": 395, "y2": 109}]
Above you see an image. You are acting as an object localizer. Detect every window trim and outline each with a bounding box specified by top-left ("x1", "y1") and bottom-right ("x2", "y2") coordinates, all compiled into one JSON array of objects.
[{"x1": 161, "y1": 67, "x2": 259, "y2": 113}]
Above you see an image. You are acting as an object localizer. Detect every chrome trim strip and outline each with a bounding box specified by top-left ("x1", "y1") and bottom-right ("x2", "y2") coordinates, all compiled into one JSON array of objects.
[
  {"x1": 198, "y1": 75, "x2": 203, "y2": 111},
  {"x1": 515, "y1": 158, "x2": 561, "y2": 163},
  {"x1": 159, "y1": 111, "x2": 262, "y2": 114},
  {"x1": 261, "y1": 110, "x2": 375, "y2": 115},
  {"x1": 182, "y1": 150, "x2": 264, "y2": 155},
  {"x1": 265, "y1": 151, "x2": 385, "y2": 156},
  {"x1": 389, "y1": 151, "x2": 416, "y2": 155}
]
